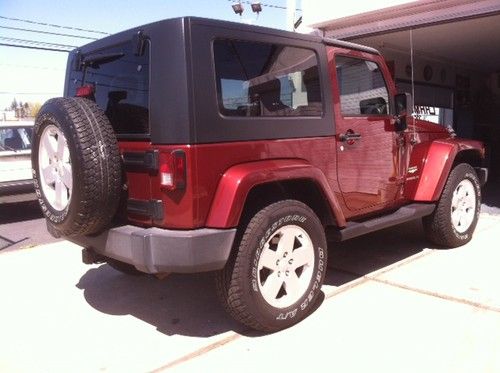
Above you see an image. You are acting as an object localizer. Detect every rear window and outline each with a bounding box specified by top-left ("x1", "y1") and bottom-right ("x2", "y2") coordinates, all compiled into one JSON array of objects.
[
  {"x1": 69, "y1": 41, "x2": 150, "y2": 136},
  {"x1": 0, "y1": 127, "x2": 32, "y2": 152},
  {"x1": 213, "y1": 39, "x2": 322, "y2": 117}
]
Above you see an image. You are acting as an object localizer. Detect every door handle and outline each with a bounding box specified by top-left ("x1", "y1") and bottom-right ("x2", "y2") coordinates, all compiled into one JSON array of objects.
[{"x1": 339, "y1": 130, "x2": 362, "y2": 143}]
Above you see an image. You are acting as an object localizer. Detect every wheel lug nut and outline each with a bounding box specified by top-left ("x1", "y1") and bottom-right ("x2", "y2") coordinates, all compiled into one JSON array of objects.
[
  {"x1": 288, "y1": 259, "x2": 293, "y2": 265},
  {"x1": 276, "y1": 260, "x2": 280, "y2": 266},
  {"x1": 283, "y1": 252, "x2": 288, "y2": 258},
  {"x1": 277, "y1": 271, "x2": 281, "y2": 277},
  {"x1": 285, "y1": 270, "x2": 289, "y2": 276}
]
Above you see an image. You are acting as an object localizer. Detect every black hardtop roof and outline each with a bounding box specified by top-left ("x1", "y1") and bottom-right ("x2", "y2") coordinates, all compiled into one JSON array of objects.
[{"x1": 73, "y1": 16, "x2": 380, "y2": 56}]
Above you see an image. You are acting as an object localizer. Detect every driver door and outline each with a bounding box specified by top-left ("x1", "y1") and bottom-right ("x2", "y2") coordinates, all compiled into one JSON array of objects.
[{"x1": 329, "y1": 48, "x2": 405, "y2": 215}]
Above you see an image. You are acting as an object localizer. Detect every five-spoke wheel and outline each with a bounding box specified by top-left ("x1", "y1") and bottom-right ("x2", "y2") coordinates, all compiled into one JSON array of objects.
[
  {"x1": 32, "y1": 97, "x2": 121, "y2": 236},
  {"x1": 38, "y1": 125, "x2": 72, "y2": 211},
  {"x1": 450, "y1": 179, "x2": 476, "y2": 234},
  {"x1": 216, "y1": 200, "x2": 327, "y2": 332},
  {"x1": 423, "y1": 163, "x2": 480, "y2": 247},
  {"x1": 258, "y1": 225, "x2": 315, "y2": 308}
]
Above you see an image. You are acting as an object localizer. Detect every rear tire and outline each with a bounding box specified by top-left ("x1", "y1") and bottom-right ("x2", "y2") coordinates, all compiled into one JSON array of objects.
[
  {"x1": 216, "y1": 200, "x2": 327, "y2": 332},
  {"x1": 423, "y1": 163, "x2": 481, "y2": 247},
  {"x1": 32, "y1": 97, "x2": 122, "y2": 236}
]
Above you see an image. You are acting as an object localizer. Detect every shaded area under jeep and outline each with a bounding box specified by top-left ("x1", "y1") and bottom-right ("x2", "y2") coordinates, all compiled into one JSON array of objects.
[{"x1": 32, "y1": 17, "x2": 487, "y2": 331}]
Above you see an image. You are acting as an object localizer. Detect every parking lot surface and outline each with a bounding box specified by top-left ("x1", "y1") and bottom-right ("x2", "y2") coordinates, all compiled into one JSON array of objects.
[
  {"x1": 0, "y1": 202, "x2": 499, "y2": 372},
  {"x1": 0, "y1": 197, "x2": 57, "y2": 253}
]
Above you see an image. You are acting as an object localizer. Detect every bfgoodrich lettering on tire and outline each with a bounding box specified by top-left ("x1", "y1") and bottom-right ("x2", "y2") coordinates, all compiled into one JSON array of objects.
[
  {"x1": 216, "y1": 200, "x2": 327, "y2": 332},
  {"x1": 32, "y1": 97, "x2": 122, "y2": 236},
  {"x1": 423, "y1": 163, "x2": 481, "y2": 248}
]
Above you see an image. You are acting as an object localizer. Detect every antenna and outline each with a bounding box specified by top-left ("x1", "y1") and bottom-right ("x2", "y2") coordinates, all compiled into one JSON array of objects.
[{"x1": 409, "y1": 28, "x2": 416, "y2": 139}]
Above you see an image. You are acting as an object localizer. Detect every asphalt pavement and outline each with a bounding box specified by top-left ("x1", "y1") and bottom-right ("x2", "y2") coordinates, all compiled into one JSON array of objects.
[{"x1": 0, "y1": 196, "x2": 59, "y2": 253}]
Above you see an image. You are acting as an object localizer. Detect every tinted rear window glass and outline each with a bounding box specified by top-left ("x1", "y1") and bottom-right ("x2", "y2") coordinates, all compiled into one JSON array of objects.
[
  {"x1": 213, "y1": 39, "x2": 322, "y2": 117},
  {"x1": 69, "y1": 41, "x2": 150, "y2": 135}
]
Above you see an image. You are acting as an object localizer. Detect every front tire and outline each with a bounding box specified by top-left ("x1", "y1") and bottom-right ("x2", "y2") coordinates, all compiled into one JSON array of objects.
[
  {"x1": 423, "y1": 163, "x2": 481, "y2": 247},
  {"x1": 216, "y1": 200, "x2": 327, "y2": 332}
]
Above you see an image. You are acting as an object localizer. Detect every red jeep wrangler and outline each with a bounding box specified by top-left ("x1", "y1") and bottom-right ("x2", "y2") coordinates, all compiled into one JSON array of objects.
[{"x1": 32, "y1": 17, "x2": 487, "y2": 331}]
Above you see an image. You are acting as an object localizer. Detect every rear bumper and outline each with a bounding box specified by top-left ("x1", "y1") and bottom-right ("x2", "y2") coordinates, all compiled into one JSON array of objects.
[{"x1": 71, "y1": 225, "x2": 236, "y2": 274}]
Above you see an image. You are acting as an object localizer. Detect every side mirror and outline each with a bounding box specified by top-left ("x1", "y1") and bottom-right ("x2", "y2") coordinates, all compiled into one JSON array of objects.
[{"x1": 394, "y1": 93, "x2": 413, "y2": 132}]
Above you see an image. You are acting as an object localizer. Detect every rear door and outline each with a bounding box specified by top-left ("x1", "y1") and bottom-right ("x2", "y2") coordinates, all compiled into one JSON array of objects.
[
  {"x1": 328, "y1": 48, "x2": 404, "y2": 214},
  {"x1": 67, "y1": 40, "x2": 154, "y2": 225}
]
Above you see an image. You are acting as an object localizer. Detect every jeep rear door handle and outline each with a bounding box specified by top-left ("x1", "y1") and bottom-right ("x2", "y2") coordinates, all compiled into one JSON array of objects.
[{"x1": 339, "y1": 130, "x2": 362, "y2": 143}]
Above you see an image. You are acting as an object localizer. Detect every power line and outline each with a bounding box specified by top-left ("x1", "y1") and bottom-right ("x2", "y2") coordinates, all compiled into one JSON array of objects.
[
  {"x1": 0, "y1": 36, "x2": 76, "y2": 49},
  {"x1": 0, "y1": 15, "x2": 110, "y2": 35},
  {"x1": 0, "y1": 25, "x2": 99, "y2": 40},
  {"x1": 0, "y1": 63, "x2": 64, "y2": 71},
  {"x1": 226, "y1": 1, "x2": 301, "y2": 11},
  {"x1": 0, "y1": 43, "x2": 69, "y2": 53},
  {"x1": 0, "y1": 91, "x2": 60, "y2": 95}
]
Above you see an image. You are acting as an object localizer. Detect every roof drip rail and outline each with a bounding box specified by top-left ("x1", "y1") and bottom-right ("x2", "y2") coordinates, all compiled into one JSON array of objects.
[{"x1": 322, "y1": 37, "x2": 381, "y2": 55}]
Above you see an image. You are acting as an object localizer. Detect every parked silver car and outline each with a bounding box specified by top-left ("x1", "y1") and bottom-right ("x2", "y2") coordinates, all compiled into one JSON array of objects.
[{"x1": 0, "y1": 121, "x2": 34, "y2": 200}]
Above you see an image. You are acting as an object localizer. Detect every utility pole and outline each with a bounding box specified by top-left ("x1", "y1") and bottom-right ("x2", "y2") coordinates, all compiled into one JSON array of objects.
[{"x1": 287, "y1": 0, "x2": 296, "y2": 31}]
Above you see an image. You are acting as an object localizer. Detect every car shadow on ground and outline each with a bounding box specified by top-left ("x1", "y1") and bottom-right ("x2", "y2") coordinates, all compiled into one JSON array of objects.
[
  {"x1": 325, "y1": 219, "x2": 430, "y2": 287},
  {"x1": 77, "y1": 266, "x2": 245, "y2": 338},
  {"x1": 0, "y1": 199, "x2": 41, "y2": 224},
  {"x1": 77, "y1": 219, "x2": 430, "y2": 338}
]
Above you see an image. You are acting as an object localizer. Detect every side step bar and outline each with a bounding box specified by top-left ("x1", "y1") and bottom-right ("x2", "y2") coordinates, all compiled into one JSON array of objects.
[{"x1": 331, "y1": 203, "x2": 435, "y2": 242}]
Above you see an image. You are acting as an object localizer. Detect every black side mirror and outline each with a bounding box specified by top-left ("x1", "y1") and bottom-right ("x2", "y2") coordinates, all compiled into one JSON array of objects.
[{"x1": 393, "y1": 93, "x2": 413, "y2": 132}]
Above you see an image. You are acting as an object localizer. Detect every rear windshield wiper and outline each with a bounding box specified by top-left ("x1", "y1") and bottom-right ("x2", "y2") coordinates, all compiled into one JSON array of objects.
[{"x1": 82, "y1": 52, "x2": 125, "y2": 69}]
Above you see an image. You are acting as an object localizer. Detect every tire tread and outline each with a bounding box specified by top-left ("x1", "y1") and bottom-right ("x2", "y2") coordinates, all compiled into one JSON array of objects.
[{"x1": 33, "y1": 97, "x2": 122, "y2": 236}]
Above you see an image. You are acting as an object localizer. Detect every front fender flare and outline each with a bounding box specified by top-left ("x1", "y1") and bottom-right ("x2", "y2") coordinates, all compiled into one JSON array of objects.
[
  {"x1": 405, "y1": 139, "x2": 484, "y2": 201},
  {"x1": 205, "y1": 159, "x2": 346, "y2": 228}
]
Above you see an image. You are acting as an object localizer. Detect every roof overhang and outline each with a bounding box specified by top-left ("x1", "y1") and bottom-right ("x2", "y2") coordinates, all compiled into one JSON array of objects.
[{"x1": 311, "y1": 0, "x2": 500, "y2": 39}]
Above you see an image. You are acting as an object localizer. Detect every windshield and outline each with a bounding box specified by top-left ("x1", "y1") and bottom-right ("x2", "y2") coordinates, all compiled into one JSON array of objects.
[{"x1": 0, "y1": 127, "x2": 33, "y2": 151}]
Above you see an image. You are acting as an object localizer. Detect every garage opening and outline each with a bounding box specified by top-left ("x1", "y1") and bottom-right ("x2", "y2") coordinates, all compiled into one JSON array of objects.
[{"x1": 314, "y1": 7, "x2": 500, "y2": 186}]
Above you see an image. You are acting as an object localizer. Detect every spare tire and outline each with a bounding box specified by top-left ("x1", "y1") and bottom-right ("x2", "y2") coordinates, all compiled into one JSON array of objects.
[{"x1": 32, "y1": 97, "x2": 122, "y2": 236}]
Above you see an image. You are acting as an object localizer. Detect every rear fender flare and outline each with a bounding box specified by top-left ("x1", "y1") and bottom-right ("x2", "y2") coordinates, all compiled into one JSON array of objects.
[{"x1": 205, "y1": 159, "x2": 346, "y2": 228}]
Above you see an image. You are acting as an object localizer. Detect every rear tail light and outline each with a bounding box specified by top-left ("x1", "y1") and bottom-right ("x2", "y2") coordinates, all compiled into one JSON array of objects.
[
  {"x1": 160, "y1": 150, "x2": 186, "y2": 191},
  {"x1": 76, "y1": 84, "x2": 95, "y2": 99}
]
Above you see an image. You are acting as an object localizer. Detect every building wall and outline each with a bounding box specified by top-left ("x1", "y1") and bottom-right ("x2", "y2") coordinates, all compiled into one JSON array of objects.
[{"x1": 302, "y1": 0, "x2": 414, "y2": 30}]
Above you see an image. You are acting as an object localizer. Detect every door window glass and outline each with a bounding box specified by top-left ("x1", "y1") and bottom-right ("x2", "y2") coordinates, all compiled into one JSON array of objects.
[{"x1": 335, "y1": 56, "x2": 389, "y2": 116}]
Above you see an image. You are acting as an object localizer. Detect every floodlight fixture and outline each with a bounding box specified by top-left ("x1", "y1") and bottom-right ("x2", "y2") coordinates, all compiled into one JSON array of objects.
[
  {"x1": 251, "y1": 2, "x2": 262, "y2": 14},
  {"x1": 232, "y1": 2, "x2": 244, "y2": 16}
]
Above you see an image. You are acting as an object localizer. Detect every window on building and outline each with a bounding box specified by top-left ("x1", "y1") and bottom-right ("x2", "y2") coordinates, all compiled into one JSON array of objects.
[
  {"x1": 335, "y1": 55, "x2": 389, "y2": 116},
  {"x1": 213, "y1": 39, "x2": 323, "y2": 117}
]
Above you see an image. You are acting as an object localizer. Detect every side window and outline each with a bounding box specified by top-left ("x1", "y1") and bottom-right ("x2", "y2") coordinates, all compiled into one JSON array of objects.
[
  {"x1": 69, "y1": 41, "x2": 150, "y2": 135},
  {"x1": 213, "y1": 39, "x2": 322, "y2": 117},
  {"x1": 0, "y1": 127, "x2": 32, "y2": 152},
  {"x1": 335, "y1": 55, "x2": 389, "y2": 116}
]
